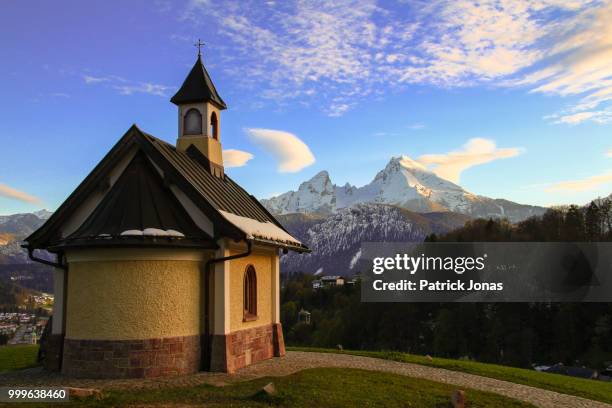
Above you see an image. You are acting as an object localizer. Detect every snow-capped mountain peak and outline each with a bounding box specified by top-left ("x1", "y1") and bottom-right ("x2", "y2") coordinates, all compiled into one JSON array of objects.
[
  {"x1": 263, "y1": 170, "x2": 336, "y2": 215},
  {"x1": 302, "y1": 170, "x2": 333, "y2": 193},
  {"x1": 393, "y1": 155, "x2": 428, "y2": 171},
  {"x1": 377, "y1": 155, "x2": 465, "y2": 193},
  {"x1": 261, "y1": 155, "x2": 546, "y2": 222}
]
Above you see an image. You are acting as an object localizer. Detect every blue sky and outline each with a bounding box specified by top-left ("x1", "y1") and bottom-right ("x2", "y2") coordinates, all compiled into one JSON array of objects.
[{"x1": 1, "y1": 0, "x2": 611, "y2": 215}]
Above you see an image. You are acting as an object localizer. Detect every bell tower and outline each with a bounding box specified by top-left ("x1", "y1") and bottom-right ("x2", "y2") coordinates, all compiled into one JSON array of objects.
[{"x1": 171, "y1": 40, "x2": 227, "y2": 177}]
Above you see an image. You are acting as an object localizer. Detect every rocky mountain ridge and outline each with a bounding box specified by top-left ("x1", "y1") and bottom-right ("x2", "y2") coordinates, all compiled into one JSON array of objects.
[
  {"x1": 278, "y1": 203, "x2": 471, "y2": 275},
  {"x1": 262, "y1": 156, "x2": 546, "y2": 223}
]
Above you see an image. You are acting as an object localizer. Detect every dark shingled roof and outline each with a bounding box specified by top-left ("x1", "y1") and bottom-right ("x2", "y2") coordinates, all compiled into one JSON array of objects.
[
  {"x1": 170, "y1": 55, "x2": 227, "y2": 109},
  {"x1": 141, "y1": 131, "x2": 271, "y2": 223},
  {"x1": 61, "y1": 151, "x2": 215, "y2": 249},
  {"x1": 25, "y1": 125, "x2": 308, "y2": 253}
]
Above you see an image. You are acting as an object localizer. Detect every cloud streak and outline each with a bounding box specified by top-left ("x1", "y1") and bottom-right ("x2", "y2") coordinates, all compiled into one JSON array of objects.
[
  {"x1": 223, "y1": 149, "x2": 254, "y2": 168},
  {"x1": 245, "y1": 128, "x2": 315, "y2": 173},
  {"x1": 0, "y1": 183, "x2": 42, "y2": 204},
  {"x1": 114, "y1": 83, "x2": 174, "y2": 97},
  {"x1": 83, "y1": 74, "x2": 173, "y2": 97},
  {"x1": 548, "y1": 108, "x2": 612, "y2": 125},
  {"x1": 545, "y1": 171, "x2": 612, "y2": 193},
  {"x1": 417, "y1": 138, "x2": 522, "y2": 183}
]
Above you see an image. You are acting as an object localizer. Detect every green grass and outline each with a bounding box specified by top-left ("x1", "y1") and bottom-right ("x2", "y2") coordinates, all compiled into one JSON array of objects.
[
  {"x1": 0, "y1": 344, "x2": 39, "y2": 372},
  {"x1": 32, "y1": 368, "x2": 533, "y2": 408},
  {"x1": 288, "y1": 347, "x2": 612, "y2": 404}
]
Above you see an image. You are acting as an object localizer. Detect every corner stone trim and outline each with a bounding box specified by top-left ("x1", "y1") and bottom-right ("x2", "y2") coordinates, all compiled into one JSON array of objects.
[
  {"x1": 62, "y1": 335, "x2": 200, "y2": 378},
  {"x1": 211, "y1": 323, "x2": 285, "y2": 374}
]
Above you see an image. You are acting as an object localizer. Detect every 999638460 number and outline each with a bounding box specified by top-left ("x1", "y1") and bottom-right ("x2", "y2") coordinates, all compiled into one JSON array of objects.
[{"x1": 0, "y1": 387, "x2": 69, "y2": 402}]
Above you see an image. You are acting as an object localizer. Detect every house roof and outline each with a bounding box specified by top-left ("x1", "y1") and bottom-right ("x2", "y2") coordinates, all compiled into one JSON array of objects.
[
  {"x1": 25, "y1": 125, "x2": 308, "y2": 252},
  {"x1": 170, "y1": 55, "x2": 227, "y2": 109},
  {"x1": 60, "y1": 151, "x2": 215, "y2": 249}
]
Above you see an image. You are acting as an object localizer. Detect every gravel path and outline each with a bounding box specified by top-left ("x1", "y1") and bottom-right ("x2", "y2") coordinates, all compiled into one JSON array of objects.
[{"x1": 1, "y1": 351, "x2": 610, "y2": 408}]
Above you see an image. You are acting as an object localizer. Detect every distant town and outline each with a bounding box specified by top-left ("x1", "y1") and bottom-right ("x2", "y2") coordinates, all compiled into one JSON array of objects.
[
  {"x1": 0, "y1": 290, "x2": 52, "y2": 346},
  {"x1": 0, "y1": 311, "x2": 49, "y2": 345}
]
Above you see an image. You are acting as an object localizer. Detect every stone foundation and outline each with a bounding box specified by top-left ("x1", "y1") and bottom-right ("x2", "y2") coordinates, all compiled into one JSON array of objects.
[
  {"x1": 210, "y1": 323, "x2": 285, "y2": 373},
  {"x1": 62, "y1": 335, "x2": 200, "y2": 378},
  {"x1": 272, "y1": 322, "x2": 286, "y2": 357},
  {"x1": 43, "y1": 334, "x2": 64, "y2": 372}
]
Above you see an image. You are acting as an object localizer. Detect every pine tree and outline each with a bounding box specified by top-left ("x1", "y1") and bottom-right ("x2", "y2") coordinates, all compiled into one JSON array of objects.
[{"x1": 585, "y1": 201, "x2": 601, "y2": 241}]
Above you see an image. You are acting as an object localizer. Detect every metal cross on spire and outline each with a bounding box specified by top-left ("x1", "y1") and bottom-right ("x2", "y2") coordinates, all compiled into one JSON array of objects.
[{"x1": 194, "y1": 39, "x2": 205, "y2": 57}]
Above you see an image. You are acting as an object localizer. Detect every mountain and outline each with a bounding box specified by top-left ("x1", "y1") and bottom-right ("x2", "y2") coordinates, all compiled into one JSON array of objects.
[
  {"x1": 0, "y1": 211, "x2": 54, "y2": 293},
  {"x1": 262, "y1": 156, "x2": 546, "y2": 223},
  {"x1": 33, "y1": 209, "x2": 53, "y2": 220},
  {"x1": 0, "y1": 211, "x2": 49, "y2": 264},
  {"x1": 0, "y1": 212, "x2": 47, "y2": 237},
  {"x1": 278, "y1": 203, "x2": 470, "y2": 275},
  {"x1": 0, "y1": 278, "x2": 33, "y2": 308}
]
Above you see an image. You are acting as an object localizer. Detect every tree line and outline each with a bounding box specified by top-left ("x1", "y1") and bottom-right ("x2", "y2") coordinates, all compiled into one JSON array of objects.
[{"x1": 280, "y1": 198, "x2": 612, "y2": 369}]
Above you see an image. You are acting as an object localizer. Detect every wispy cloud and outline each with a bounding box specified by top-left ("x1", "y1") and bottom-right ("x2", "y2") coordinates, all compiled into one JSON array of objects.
[
  {"x1": 548, "y1": 108, "x2": 612, "y2": 125},
  {"x1": 83, "y1": 74, "x2": 173, "y2": 97},
  {"x1": 545, "y1": 171, "x2": 612, "y2": 193},
  {"x1": 607, "y1": 149, "x2": 612, "y2": 158},
  {"x1": 223, "y1": 149, "x2": 254, "y2": 168},
  {"x1": 407, "y1": 122, "x2": 425, "y2": 130},
  {"x1": 113, "y1": 83, "x2": 174, "y2": 97},
  {"x1": 372, "y1": 131, "x2": 399, "y2": 137},
  {"x1": 245, "y1": 128, "x2": 315, "y2": 173},
  {"x1": 527, "y1": 2, "x2": 612, "y2": 125},
  {"x1": 182, "y1": 0, "x2": 611, "y2": 121},
  {"x1": 185, "y1": 0, "x2": 409, "y2": 115},
  {"x1": 83, "y1": 75, "x2": 122, "y2": 84},
  {"x1": 0, "y1": 183, "x2": 42, "y2": 204},
  {"x1": 397, "y1": 1, "x2": 546, "y2": 86},
  {"x1": 417, "y1": 138, "x2": 522, "y2": 183}
]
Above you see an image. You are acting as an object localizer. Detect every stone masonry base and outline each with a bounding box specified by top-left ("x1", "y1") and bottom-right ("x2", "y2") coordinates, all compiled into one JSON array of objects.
[
  {"x1": 210, "y1": 323, "x2": 285, "y2": 374},
  {"x1": 62, "y1": 335, "x2": 200, "y2": 378},
  {"x1": 56, "y1": 324, "x2": 284, "y2": 377},
  {"x1": 43, "y1": 334, "x2": 64, "y2": 372}
]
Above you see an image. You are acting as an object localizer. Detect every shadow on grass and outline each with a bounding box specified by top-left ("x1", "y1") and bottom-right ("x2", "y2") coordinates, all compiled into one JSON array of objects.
[
  {"x1": 288, "y1": 347, "x2": 612, "y2": 405},
  {"x1": 45, "y1": 367, "x2": 533, "y2": 408}
]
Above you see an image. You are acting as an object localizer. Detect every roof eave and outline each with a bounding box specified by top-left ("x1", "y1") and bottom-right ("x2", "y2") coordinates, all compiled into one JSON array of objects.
[
  {"x1": 250, "y1": 236, "x2": 310, "y2": 253},
  {"x1": 170, "y1": 96, "x2": 227, "y2": 110},
  {"x1": 47, "y1": 237, "x2": 219, "y2": 252}
]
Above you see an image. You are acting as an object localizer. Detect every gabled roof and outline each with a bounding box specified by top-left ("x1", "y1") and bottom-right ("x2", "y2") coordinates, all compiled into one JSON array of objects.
[
  {"x1": 170, "y1": 56, "x2": 227, "y2": 109},
  {"x1": 61, "y1": 151, "x2": 215, "y2": 249},
  {"x1": 25, "y1": 125, "x2": 308, "y2": 253}
]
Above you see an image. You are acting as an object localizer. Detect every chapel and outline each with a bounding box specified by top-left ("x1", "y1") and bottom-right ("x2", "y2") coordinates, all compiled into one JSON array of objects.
[{"x1": 24, "y1": 47, "x2": 308, "y2": 378}]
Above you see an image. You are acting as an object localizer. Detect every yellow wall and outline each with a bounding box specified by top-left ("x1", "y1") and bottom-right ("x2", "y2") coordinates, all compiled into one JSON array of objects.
[
  {"x1": 229, "y1": 252, "x2": 274, "y2": 332},
  {"x1": 65, "y1": 259, "x2": 202, "y2": 340}
]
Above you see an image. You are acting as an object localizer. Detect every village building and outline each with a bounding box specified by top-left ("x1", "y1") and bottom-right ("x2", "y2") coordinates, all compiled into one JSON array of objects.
[
  {"x1": 24, "y1": 48, "x2": 308, "y2": 378},
  {"x1": 297, "y1": 308, "x2": 311, "y2": 325},
  {"x1": 313, "y1": 275, "x2": 345, "y2": 289}
]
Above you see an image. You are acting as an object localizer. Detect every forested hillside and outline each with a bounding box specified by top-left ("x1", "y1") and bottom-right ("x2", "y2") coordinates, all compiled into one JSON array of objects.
[{"x1": 280, "y1": 198, "x2": 612, "y2": 369}]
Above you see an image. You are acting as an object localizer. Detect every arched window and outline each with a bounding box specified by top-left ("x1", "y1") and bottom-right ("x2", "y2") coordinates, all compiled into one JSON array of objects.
[
  {"x1": 243, "y1": 265, "x2": 257, "y2": 320},
  {"x1": 183, "y1": 108, "x2": 202, "y2": 135},
  {"x1": 210, "y1": 112, "x2": 219, "y2": 140}
]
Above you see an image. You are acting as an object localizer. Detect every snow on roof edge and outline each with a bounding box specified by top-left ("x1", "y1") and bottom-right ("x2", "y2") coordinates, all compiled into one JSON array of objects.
[{"x1": 219, "y1": 210, "x2": 303, "y2": 247}]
